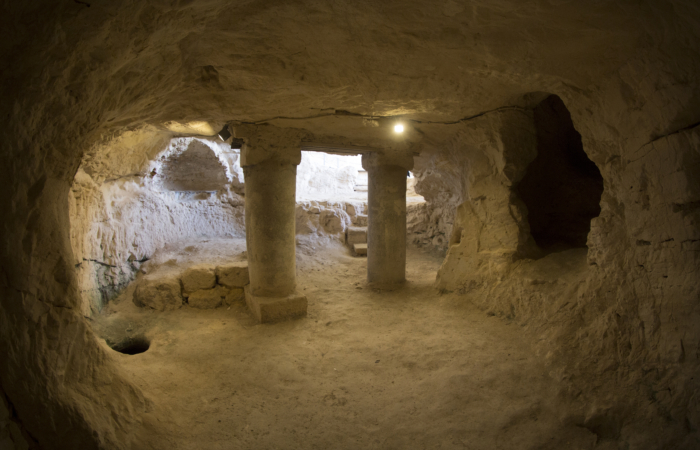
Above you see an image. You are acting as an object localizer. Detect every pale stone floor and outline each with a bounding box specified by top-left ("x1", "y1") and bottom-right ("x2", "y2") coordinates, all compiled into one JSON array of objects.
[{"x1": 94, "y1": 238, "x2": 598, "y2": 450}]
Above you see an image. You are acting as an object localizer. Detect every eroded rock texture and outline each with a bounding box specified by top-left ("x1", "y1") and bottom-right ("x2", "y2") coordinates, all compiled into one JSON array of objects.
[
  {"x1": 1, "y1": 1, "x2": 699, "y2": 448},
  {"x1": 69, "y1": 136, "x2": 246, "y2": 316},
  {"x1": 414, "y1": 105, "x2": 700, "y2": 445},
  {"x1": 157, "y1": 140, "x2": 230, "y2": 192}
]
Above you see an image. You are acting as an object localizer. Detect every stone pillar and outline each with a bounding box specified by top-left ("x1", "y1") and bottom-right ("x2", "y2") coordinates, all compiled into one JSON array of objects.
[
  {"x1": 244, "y1": 161, "x2": 297, "y2": 297},
  {"x1": 235, "y1": 124, "x2": 308, "y2": 323},
  {"x1": 362, "y1": 152, "x2": 414, "y2": 287}
]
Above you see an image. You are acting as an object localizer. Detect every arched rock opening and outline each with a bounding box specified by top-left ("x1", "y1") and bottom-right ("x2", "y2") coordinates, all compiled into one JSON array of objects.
[
  {"x1": 157, "y1": 139, "x2": 229, "y2": 191},
  {"x1": 517, "y1": 95, "x2": 604, "y2": 252},
  {"x1": 69, "y1": 135, "x2": 246, "y2": 315}
]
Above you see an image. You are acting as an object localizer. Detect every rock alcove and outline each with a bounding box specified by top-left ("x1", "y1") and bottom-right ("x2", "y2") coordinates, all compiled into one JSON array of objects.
[
  {"x1": 1, "y1": 2, "x2": 699, "y2": 450},
  {"x1": 157, "y1": 139, "x2": 229, "y2": 192},
  {"x1": 517, "y1": 94, "x2": 605, "y2": 253}
]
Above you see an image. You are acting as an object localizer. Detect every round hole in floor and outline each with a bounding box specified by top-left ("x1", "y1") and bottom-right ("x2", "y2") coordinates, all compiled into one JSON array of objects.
[{"x1": 108, "y1": 336, "x2": 151, "y2": 355}]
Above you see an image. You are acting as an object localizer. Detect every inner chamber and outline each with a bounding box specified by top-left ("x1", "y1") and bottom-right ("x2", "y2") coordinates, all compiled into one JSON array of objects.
[{"x1": 517, "y1": 95, "x2": 604, "y2": 252}]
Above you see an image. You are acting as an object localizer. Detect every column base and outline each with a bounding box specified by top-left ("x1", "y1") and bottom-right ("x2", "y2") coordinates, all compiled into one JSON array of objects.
[{"x1": 244, "y1": 285, "x2": 308, "y2": 323}]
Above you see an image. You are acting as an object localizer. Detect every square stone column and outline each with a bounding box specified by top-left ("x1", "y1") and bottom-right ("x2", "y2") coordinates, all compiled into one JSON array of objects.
[
  {"x1": 235, "y1": 124, "x2": 309, "y2": 323},
  {"x1": 362, "y1": 152, "x2": 414, "y2": 288}
]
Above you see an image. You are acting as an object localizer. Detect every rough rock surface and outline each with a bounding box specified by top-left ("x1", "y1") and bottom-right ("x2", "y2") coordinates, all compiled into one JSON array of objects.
[
  {"x1": 412, "y1": 109, "x2": 537, "y2": 253},
  {"x1": 346, "y1": 227, "x2": 368, "y2": 246},
  {"x1": 158, "y1": 140, "x2": 230, "y2": 192},
  {"x1": 130, "y1": 250, "x2": 250, "y2": 311},
  {"x1": 414, "y1": 106, "x2": 700, "y2": 446},
  {"x1": 295, "y1": 201, "x2": 356, "y2": 238},
  {"x1": 180, "y1": 265, "x2": 217, "y2": 294},
  {"x1": 216, "y1": 262, "x2": 249, "y2": 288},
  {"x1": 187, "y1": 286, "x2": 227, "y2": 309},
  {"x1": 406, "y1": 202, "x2": 452, "y2": 250},
  {"x1": 132, "y1": 276, "x2": 183, "y2": 312},
  {"x1": 0, "y1": 393, "x2": 30, "y2": 450},
  {"x1": 224, "y1": 288, "x2": 245, "y2": 306},
  {"x1": 69, "y1": 136, "x2": 246, "y2": 316},
  {"x1": 354, "y1": 213, "x2": 368, "y2": 227}
]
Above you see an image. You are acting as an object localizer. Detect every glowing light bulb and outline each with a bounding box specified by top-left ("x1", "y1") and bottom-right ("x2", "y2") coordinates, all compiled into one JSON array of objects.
[{"x1": 394, "y1": 124, "x2": 404, "y2": 133}]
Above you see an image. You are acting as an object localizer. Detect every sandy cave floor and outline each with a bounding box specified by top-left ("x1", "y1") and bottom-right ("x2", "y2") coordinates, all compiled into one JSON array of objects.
[{"x1": 91, "y1": 238, "x2": 598, "y2": 450}]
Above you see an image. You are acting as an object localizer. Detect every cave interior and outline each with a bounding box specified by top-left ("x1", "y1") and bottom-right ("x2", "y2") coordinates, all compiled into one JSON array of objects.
[{"x1": 1, "y1": 1, "x2": 700, "y2": 449}]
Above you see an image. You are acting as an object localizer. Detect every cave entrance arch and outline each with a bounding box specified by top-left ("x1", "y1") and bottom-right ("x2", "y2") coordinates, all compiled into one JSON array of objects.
[{"x1": 517, "y1": 94, "x2": 604, "y2": 252}]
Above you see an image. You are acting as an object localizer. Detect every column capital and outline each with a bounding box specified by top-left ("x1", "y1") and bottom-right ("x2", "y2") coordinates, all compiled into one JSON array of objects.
[
  {"x1": 362, "y1": 152, "x2": 414, "y2": 172},
  {"x1": 233, "y1": 124, "x2": 309, "y2": 167}
]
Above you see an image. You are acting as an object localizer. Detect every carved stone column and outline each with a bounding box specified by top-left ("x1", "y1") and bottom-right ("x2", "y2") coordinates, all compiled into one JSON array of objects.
[
  {"x1": 235, "y1": 124, "x2": 307, "y2": 322},
  {"x1": 362, "y1": 152, "x2": 414, "y2": 288}
]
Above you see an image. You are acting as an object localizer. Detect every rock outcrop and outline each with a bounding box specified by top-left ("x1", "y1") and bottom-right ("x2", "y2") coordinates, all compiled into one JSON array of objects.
[{"x1": 413, "y1": 101, "x2": 700, "y2": 445}]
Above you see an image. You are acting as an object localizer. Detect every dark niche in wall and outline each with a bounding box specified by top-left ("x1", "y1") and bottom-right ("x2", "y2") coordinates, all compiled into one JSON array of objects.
[
  {"x1": 160, "y1": 140, "x2": 228, "y2": 191},
  {"x1": 517, "y1": 95, "x2": 604, "y2": 252}
]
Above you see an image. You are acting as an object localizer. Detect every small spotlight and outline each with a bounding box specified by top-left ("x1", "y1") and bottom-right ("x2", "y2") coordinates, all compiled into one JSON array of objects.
[
  {"x1": 217, "y1": 124, "x2": 232, "y2": 141},
  {"x1": 394, "y1": 124, "x2": 404, "y2": 133}
]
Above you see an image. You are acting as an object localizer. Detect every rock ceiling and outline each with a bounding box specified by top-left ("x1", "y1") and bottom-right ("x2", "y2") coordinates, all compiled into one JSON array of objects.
[{"x1": 4, "y1": 1, "x2": 699, "y2": 140}]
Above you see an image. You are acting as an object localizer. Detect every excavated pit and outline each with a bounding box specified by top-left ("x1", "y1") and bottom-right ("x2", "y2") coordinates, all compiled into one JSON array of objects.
[{"x1": 107, "y1": 336, "x2": 151, "y2": 356}]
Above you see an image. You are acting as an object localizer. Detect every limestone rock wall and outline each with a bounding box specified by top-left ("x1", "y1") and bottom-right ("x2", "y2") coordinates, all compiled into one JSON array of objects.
[
  {"x1": 0, "y1": 393, "x2": 31, "y2": 450},
  {"x1": 70, "y1": 138, "x2": 372, "y2": 317},
  {"x1": 408, "y1": 141, "x2": 466, "y2": 251},
  {"x1": 564, "y1": 50, "x2": 700, "y2": 444},
  {"x1": 151, "y1": 137, "x2": 245, "y2": 194},
  {"x1": 416, "y1": 100, "x2": 700, "y2": 444},
  {"x1": 412, "y1": 108, "x2": 537, "y2": 255},
  {"x1": 406, "y1": 202, "x2": 453, "y2": 250},
  {"x1": 157, "y1": 140, "x2": 230, "y2": 192},
  {"x1": 70, "y1": 137, "x2": 246, "y2": 317}
]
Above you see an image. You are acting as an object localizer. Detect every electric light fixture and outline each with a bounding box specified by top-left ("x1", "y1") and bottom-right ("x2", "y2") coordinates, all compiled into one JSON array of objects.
[{"x1": 217, "y1": 124, "x2": 232, "y2": 141}]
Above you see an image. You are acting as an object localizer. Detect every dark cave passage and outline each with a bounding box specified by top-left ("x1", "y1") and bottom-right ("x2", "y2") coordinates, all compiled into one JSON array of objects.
[{"x1": 517, "y1": 95, "x2": 604, "y2": 252}]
